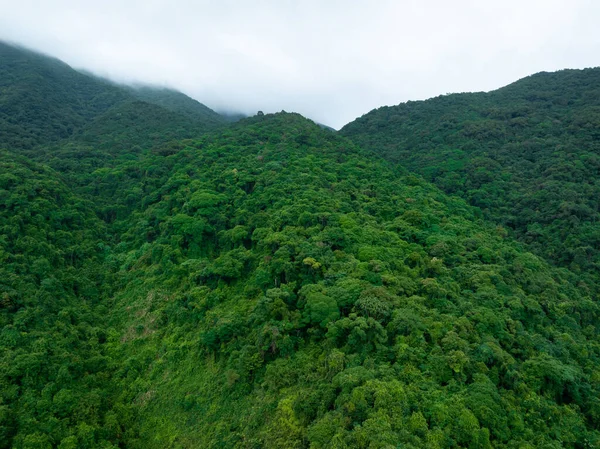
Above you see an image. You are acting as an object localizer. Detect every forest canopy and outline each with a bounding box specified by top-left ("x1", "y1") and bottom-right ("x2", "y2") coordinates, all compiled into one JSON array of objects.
[{"x1": 1, "y1": 42, "x2": 600, "y2": 448}]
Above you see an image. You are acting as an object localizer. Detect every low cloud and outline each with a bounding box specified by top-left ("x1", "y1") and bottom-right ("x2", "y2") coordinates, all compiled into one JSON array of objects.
[{"x1": 1, "y1": 0, "x2": 599, "y2": 128}]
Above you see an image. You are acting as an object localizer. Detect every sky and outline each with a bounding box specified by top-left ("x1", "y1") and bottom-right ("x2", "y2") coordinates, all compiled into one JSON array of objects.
[{"x1": 1, "y1": 0, "x2": 599, "y2": 129}]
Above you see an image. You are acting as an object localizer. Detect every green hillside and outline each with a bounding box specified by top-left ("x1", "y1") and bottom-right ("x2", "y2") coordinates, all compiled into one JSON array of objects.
[
  {"x1": 0, "y1": 42, "x2": 225, "y2": 154},
  {"x1": 73, "y1": 100, "x2": 215, "y2": 151},
  {"x1": 99, "y1": 113, "x2": 600, "y2": 448},
  {"x1": 0, "y1": 150, "x2": 133, "y2": 449},
  {"x1": 341, "y1": 68, "x2": 600, "y2": 287},
  {"x1": 0, "y1": 42, "x2": 127, "y2": 150},
  {"x1": 127, "y1": 85, "x2": 225, "y2": 127},
  {"x1": 2, "y1": 43, "x2": 600, "y2": 449}
]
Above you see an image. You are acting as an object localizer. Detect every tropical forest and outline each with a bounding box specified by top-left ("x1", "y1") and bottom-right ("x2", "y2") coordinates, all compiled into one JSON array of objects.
[{"x1": 1, "y1": 41, "x2": 600, "y2": 449}]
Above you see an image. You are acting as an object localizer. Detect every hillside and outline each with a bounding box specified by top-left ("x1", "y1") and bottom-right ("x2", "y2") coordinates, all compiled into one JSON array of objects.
[
  {"x1": 2, "y1": 45, "x2": 600, "y2": 449},
  {"x1": 0, "y1": 41, "x2": 226, "y2": 154},
  {"x1": 341, "y1": 68, "x2": 600, "y2": 287},
  {"x1": 3, "y1": 111, "x2": 599, "y2": 447},
  {"x1": 97, "y1": 112, "x2": 600, "y2": 448},
  {"x1": 0, "y1": 150, "x2": 132, "y2": 449},
  {"x1": 127, "y1": 85, "x2": 225, "y2": 127},
  {"x1": 0, "y1": 42, "x2": 127, "y2": 150}
]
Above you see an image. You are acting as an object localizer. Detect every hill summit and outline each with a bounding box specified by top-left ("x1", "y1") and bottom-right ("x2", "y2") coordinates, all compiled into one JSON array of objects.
[{"x1": 1, "y1": 42, "x2": 600, "y2": 448}]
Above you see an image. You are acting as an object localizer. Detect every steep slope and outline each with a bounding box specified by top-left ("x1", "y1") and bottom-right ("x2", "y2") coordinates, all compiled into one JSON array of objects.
[
  {"x1": 0, "y1": 151, "x2": 136, "y2": 448},
  {"x1": 127, "y1": 85, "x2": 226, "y2": 128},
  {"x1": 0, "y1": 42, "x2": 225, "y2": 154},
  {"x1": 0, "y1": 42, "x2": 230, "y2": 229},
  {"x1": 32, "y1": 100, "x2": 225, "y2": 224},
  {"x1": 72, "y1": 100, "x2": 215, "y2": 151},
  {"x1": 4, "y1": 43, "x2": 600, "y2": 448},
  {"x1": 98, "y1": 113, "x2": 600, "y2": 448},
  {"x1": 341, "y1": 68, "x2": 600, "y2": 284},
  {"x1": 0, "y1": 42, "x2": 127, "y2": 150}
]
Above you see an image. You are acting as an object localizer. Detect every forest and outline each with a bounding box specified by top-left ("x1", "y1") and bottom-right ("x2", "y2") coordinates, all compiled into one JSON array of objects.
[
  {"x1": 1, "y1": 41, "x2": 600, "y2": 448},
  {"x1": 341, "y1": 69, "x2": 600, "y2": 293}
]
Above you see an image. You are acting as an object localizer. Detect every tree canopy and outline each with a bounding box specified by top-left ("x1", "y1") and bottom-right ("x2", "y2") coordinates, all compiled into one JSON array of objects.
[{"x1": 2, "y1": 42, "x2": 600, "y2": 448}]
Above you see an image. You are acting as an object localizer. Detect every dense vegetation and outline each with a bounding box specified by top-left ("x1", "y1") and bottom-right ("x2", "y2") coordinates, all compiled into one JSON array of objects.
[
  {"x1": 341, "y1": 69, "x2": 600, "y2": 292},
  {"x1": 0, "y1": 151, "x2": 132, "y2": 448},
  {"x1": 126, "y1": 85, "x2": 226, "y2": 127},
  {"x1": 2, "y1": 42, "x2": 600, "y2": 448},
  {"x1": 102, "y1": 114, "x2": 600, "y2": 448},
  {"x1": 0, "y1": 41, "x2": 226, "y2": 155},
  {"x1": 0, "y1": 43, "x2": 126, "y2": 150}
]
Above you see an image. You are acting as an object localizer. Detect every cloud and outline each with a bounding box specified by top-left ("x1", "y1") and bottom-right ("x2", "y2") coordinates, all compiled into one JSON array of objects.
[{"x1": 1, "y1": 0, "x2": 599, "y2": 128}]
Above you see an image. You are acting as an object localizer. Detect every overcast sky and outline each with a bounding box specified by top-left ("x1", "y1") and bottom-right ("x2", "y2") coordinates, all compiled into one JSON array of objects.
[{"x1": 1, "y1": 0, "x2": 599, "y2": 128}]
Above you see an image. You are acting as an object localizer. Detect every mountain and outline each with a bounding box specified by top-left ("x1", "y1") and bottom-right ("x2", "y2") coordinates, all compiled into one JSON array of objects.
[
  {"x1": 0, "y1": 41, "x2": 226, "y2": 154},
  {"x1": 72, "y1": 99, "x2": 216, "y2": 151},
  {"x1": 99, "y1": 112, "x2": 600, "y2": 448},
  {"x1": 2, "y1": 44, "x2": 600, "y2": 449},
  {"x1": 341, "y1": 68, "x2": 600, "y2": 289},
  {"x1": 0, "y1": 42, "x2": 127, "y2": 150},
  {"x1": 127, "y1": 85, "x2": 225, "y2": 127}
]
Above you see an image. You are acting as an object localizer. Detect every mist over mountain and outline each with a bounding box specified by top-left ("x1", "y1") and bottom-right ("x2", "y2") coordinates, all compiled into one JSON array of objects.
[
  {"x1": 1, "y1": 41, "x2": 600, "y2": 449},
  {"x1": 0, "y1": 41, "x2": 226, "y2": 153}
]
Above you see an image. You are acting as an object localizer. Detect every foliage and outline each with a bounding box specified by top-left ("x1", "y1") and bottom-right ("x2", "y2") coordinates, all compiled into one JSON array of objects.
[
  {"x1": 0, "y1": 42, "x2": 127, "y2": 150},
  {"x1": 2, "y1": 43, "x2": 600, "y2": 448},
  {"x1": 341, "y1": 68, "x2": 600, "y2": 291},
  {"x1": 0, "y1": 41, "x2": 225, "y2": 154},
  {"x1": 0, "y1": 151, "x2": 132, "y2": 448},
  {"x1": 100, "y1": 114, "x2": 600, "y2": 448}
]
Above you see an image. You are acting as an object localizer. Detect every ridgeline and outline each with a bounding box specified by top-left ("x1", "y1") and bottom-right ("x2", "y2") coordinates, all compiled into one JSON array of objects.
[{"x1": 1, "y1": 42, "x2": 599, "y2": 448}]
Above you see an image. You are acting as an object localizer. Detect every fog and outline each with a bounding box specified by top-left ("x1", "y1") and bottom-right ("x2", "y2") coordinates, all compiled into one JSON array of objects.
[{"x1": 1, "y1": 0, "x2": 599, "y2": 128}]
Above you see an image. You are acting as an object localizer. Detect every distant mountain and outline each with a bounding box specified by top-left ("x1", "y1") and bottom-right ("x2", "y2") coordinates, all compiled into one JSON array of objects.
[
  {"x1": 342, "y1": 68, "x2": 600, "y2": 286},
  {"x1": 126, "y1": 85, "x2": 225, "y2": 127},
  {"x1": 317, "y1": 122, "x2": 336, "y2": 131},
  {"x1": 73, "y1": 99, "x2": 215, "y2": 150},
  {"x1": 219, "y1": 111, "x2": 248, "y2": 122},
  {"x1": 0, "y1": 41, "x2": 225, "y2": 153},
  {"x1": 0, "y1": 42, "x2": 127, "y2": 149},
  {"x1": 3, "y1": 43, "x2": 600, "y2": 449}
]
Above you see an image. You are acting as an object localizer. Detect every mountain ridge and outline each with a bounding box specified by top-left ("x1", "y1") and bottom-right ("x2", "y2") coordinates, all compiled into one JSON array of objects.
[
  {"x1": 2, "y1": 43, "x2": 600, "y2": 448},
  {"x1": 0, "y1": 41, "x2": 226, "y2": 153},
  {"x1": 341, "y1": 66, "x2": 600, "y2": 289}
]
